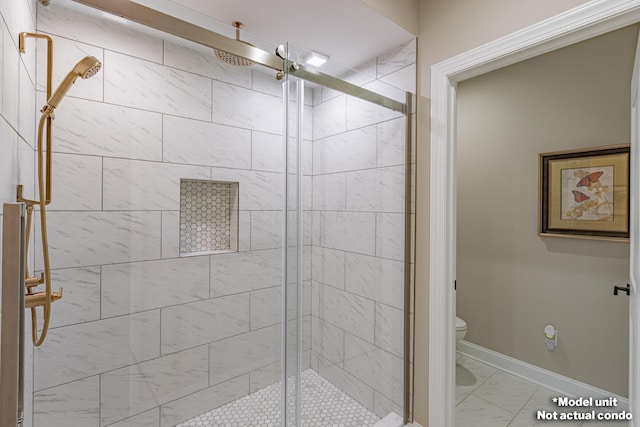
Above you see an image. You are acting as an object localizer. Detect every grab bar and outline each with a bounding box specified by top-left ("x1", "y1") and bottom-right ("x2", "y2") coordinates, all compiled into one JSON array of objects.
[{"x1": 1, "y1": 203, "x2": 26, "y2": 427}]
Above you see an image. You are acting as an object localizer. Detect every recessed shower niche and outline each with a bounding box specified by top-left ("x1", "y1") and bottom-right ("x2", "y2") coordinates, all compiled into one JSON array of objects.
[{"x1": 179, "y1": 179, "x2": 239, "y2": 256}]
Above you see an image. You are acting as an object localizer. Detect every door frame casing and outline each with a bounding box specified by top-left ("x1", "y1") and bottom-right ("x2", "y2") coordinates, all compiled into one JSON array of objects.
[{"x1": 429, "y1": 1, "x2": 640, "y2": 426}]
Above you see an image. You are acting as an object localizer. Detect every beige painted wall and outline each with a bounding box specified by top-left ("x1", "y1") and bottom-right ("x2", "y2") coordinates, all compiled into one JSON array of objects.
[
  {"x1": 361, "y1": 0, "x2": 419, "y2": 35},
  {"x1": 414, "y1": 0, "x2": 603, "y2": 425},
  {"x1": 455, "y1": 25, "x2": 636, "y2": 397}
]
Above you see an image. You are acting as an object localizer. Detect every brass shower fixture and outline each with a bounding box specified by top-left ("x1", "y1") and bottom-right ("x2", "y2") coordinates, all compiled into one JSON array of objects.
[
  {"x1": 17, "y1": 32, "x2": 101, "y2": 346},
  {"x1": 214, "y1": 21, "x2": 255, "y2": 67}
]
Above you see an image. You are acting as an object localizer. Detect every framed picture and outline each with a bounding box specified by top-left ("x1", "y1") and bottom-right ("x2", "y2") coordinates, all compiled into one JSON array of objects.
[{"x1": 539, "y1": 144, "x2": 630, "y2": 241}]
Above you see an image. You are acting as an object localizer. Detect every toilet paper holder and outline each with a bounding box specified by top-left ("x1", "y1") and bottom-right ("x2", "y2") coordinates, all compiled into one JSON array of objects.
[{"x1": 544, "y1": 325, "x2": 557, "y2": 351}]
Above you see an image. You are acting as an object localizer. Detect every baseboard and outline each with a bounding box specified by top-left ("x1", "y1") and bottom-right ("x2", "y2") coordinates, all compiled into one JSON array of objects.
[{"x1": 457, "y1": 340, "x2": 628, "y2": 411}]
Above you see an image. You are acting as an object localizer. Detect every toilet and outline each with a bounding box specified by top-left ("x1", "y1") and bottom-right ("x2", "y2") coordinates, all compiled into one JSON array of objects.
[{"x1": 456, "y1": 316, "x2": 467, "y2": 342}]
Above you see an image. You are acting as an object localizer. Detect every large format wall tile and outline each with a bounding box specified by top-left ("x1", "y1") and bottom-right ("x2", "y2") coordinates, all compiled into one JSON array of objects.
[
  {"x1": 373, "y1": 391, "x2": 403, "y2": 419},
  {"x1": 252, "y1": 69, "x2": 283, "y2": 98},
  {"x1": 36, "y1": 34, "x2": 103, "y2": 103},
  {"x1": 250, "y1": 286, "x2": 281, "y2": 330},
  {"x1": 318, "y1": 356, "x2": 374, "y2": 411},
  {"x1": 375, "y1": 213, "x2": 405, "y2": 261},
  {"x1": 161, "y1": 211, "x2": 180, "y2": 259},
  {"x1": 0, "y1": 118, "x2": 19, "y2": 203},
  {"x1": 251, "y1": 210, "x2": 282, "y2": 250},
  {"x1": 311, "y1": 316, "x2": 344, "y2": 365},
  {"x1": 252, "y1": 131, "x2": 284, "y2": 172},
  {"x1": 379, "y1": 64, "x2": 417, "y2": 95},
  {"x1": 344, "y1": 333, "x2": 403, "y2": 406},
  {"x1": 35, "y1": 311, "x2": 160, "y2": 391},
  {"x1": 163, "y1": 115, "x2": 251, "y2": 169},
  {"x1": 377, "y1": 117, "x2": 406, "y2": 167},
  {"x1": 346, "y1": 96, "x2": 403, "y2": 130},
  {"x1": 212, "y1": 81, "x2": 282, "y2": 135},
  {"x1": 3, "y1": 22, "x2": 19, "y2": 129},
  {"x1": 344, "y1": 252, "x2": 404, "y2": 309},
  {"x1": 1, "y1": 0, "x2": 34, "y2": 55},
  {"x1": 102, "y1": 257, "x2": 210, "y2": 318},
  {"x1": 210, "y1": 249, "x2": 281, "y2": 296},
  {"x1": 105, "y1": 51, "x2": 211, "y2": 121},
  {"x1": 107, "y1": 409, "x2": 160, "y2": 427},
  {"x1": 374, "y1": 303, "x2": 404, "y2": 358},
  {"x1": 209, "y1": 324, "x2": 280, "y2": 385},
  {"x1": 210, "y1": 168, "x2": 283, "y2": 211},
  {"x1": 312, "y1": 95, "x2": 346, "y2": 140},
  {"x1": 51, "y1": 96, "x2": 163, "y2": 161},
  {"x1": 38, "y1": 4, "x2": 163, "y2": 63},
  {"x1": 312, "y1": 173, "x2": 346, "y2": 211},
  {"x1": 315, "y1": 284, "x2": 375, "y2": 343},
  {"x1": 163, "y1": 39, "x2": 252, "y2": 88},
  {"x1": 311, "y1": 246, "x2": 345, "y2": 289},
  {"x1": 100, "y1": 346, "x2": 209, "y2": 426},
  {"x1": 49, "y1": 266, "x2": 101, "y2": 329},
  {"x1": 249, "y1": 361, "x2": 280, "y2": 393},
  {"x1": 34, "y1": 376, "x2": 99, "y2": 427},
  {"x1": 48, "y1": 153, "x2": 102, "y2": 211},
  {"x1": 319, "y1": 211, "x2": 376, "y2": 255},
  {"x1": 18, "y1": 60, "x2": 35, "y2": 147},
  {"x1": 103, "y1": 158, "x2": 209, "y2": 210},
  {"x1": 346, "y1": 166, "x2": 405, "y2": 213},
  {"x1": 376, "y1": 39, "x2": 416, "y2": 78},
  {"x1": 161, "y1": 293, "x2": 250, "y2": 354},
  {"x1": 160, "y1": 374, "x2": 249, "y2": 427},
  {"x1": 313, "y1": 126, "x2": 377, "y2": 175},
  {"x1": 35, "y1": 211, "x2": 161, "y2": 269}
]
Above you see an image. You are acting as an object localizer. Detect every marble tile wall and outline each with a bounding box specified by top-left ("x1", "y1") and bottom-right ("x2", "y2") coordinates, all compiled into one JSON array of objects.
[
  {"x1": 309, "y1": 38, "x2": 416, "y2": 419},
  {"x1": 30, "y1": 3, "x2": 312, "y2": 427},
  {"x1": 0, "y1": 1, "x2": 36, "y2": 427},
  {"x1": 24, "y1": 2, "x2": 414, "y2": 425}
]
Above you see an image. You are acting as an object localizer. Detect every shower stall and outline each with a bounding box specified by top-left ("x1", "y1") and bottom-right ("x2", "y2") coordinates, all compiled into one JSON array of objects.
[{"x1": 0, "y1": 0, "x2": 416, "y2": 426}]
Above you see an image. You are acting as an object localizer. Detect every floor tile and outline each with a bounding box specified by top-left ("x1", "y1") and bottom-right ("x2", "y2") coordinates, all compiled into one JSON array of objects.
[
  {"x1": 176, "y1": 369, "x2": 380, "y2": 427},
  {"x1": 456, "y1": 354, "x2": 497, "y2": 405},
  {"x1": 471, "y1": 371, "x2": 537, "y2": 415},
  {"x1": 508, "y1": 395, "x2": 583, "y2": 427},
  {"x1": 455, "y1": 394, "x2": 514, "y2": 427}
]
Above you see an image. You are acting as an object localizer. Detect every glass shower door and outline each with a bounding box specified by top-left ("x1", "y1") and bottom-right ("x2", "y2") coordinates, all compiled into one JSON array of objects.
[
  {"x1": 282, "y1": 41, "x2": 413, "y2": 426},
  {"x1": 282, "y1": 55, "x2": 308, "y2": 426}
]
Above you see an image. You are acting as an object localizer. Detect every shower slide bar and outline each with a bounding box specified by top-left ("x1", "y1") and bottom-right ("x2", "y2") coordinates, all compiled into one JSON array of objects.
[{"x1": 72, "y1": 0, "x2": 407, "y2": 114}]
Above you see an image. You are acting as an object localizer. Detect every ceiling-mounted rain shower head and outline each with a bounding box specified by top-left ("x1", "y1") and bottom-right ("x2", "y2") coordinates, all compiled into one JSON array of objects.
[{"x1": 214, "y1": 21, "x2": 254, "y2": 67}]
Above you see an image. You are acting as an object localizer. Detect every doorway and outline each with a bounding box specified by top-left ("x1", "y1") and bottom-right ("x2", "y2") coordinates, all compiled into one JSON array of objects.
[
  {"x1": 428, "y1": 2, "x2": 640, "y2": 426},
  {"x1": 454, "y1": 25, "x2": 635, "y2": 425}
]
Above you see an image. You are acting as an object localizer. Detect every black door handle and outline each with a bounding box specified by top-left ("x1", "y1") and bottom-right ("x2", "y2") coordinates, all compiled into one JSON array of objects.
[{"x1": 613, "y1": 284, "x2": 630, "y2": 296}]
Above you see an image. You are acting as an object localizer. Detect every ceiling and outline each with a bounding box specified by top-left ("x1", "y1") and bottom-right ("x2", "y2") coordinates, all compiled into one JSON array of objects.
[{"x1": 130, "y1": 0, "x2": 414, "y2": 72}]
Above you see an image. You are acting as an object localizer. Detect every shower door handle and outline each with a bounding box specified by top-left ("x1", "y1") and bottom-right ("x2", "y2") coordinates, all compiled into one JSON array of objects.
[{"x1": 1, "y1": 203, "x2": 26, "y2": 427}]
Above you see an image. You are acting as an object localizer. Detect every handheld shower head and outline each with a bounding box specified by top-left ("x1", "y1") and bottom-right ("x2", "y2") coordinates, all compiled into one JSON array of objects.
[{"x1": 42, "y1": 56, "x2": 101, "y2": 114}]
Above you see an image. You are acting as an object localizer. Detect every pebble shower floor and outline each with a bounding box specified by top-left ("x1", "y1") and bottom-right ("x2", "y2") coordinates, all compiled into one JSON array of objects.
[{"x1": 176, "y1": 369, "x2": 381, "y2": 427}]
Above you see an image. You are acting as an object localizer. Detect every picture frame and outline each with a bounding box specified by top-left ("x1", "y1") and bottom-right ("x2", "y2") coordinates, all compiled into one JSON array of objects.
[{"x1": 539, "y1": 144, "x2": 630, "y2": 241}]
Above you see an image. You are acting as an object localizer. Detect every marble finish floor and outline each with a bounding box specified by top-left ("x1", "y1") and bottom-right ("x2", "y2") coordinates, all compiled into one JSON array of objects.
[
  {"x1": 177, "y1": 369, "x2": 380, "y2": 427},
  {"x1": 456, "y1": 353, "x2": 629, "y2": 427}
]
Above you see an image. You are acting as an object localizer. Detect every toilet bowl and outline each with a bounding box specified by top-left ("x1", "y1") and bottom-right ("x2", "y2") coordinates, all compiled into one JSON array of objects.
[{"x1": 456, "y1": 316, "x2": 467, "y2": 342}]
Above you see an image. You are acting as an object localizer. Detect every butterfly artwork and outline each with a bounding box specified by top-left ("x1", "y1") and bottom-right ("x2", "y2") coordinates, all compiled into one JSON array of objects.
[
  {"x1": 561, "y1": 166, "x2": 614, "y2": 221},
  {"x1": 576, "y1": 171, "x2": 604, "y2": 187},
  {"x1": 571, "y1": 190, "x2": 589, "y2": 203}
]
